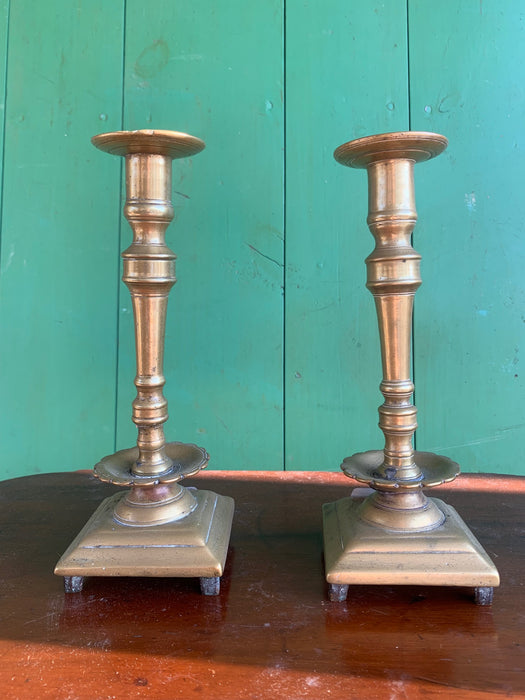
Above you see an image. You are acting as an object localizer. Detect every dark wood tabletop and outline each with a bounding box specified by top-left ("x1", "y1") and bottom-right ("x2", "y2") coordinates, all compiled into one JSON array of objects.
[{"x1": 0, "y1": 470, "x2": 523, "y2": 699}]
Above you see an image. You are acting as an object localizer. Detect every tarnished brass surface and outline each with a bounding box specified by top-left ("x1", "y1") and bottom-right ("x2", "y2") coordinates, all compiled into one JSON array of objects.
[
  {"x1": 341, "y1": 450, "x2": 459, "y2": 490},
  {"x1": 324, "y1": 131, "x2": 499, "y2": 597},
  {"x1": 323, "y1": 496, "x2": 500, "y2": 587},
  {"x1": 95, "y1": 442, "x2": 209, "y2": 487},
  {"x1": 54, "y1": 490, "x2": 234, "y2": 579},
  {"x1": 55, "y1": 130, "x2": 233, "y2": 589},
  {"x1": 93, "y1": 130, "x2": 205, "y2": 482}
]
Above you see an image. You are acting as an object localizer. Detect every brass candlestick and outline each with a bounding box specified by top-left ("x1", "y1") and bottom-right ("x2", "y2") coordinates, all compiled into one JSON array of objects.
[
  {"x1": 55, "y1": 130, "x2": 234, "y2": 595},
  {"x1": 323, "y1": 131, "x2": 499, "y2": 605}
]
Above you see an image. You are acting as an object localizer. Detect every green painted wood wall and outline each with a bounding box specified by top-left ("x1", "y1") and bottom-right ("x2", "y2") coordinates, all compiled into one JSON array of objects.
[{"x1": 0, "y1": 1, "x2": 524, "y2": 478}]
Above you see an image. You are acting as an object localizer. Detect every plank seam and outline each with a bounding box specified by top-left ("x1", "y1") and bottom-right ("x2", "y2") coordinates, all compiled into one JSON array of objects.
[{"x1": 282, "y1": 0, "x2": 287, "y2": 471}]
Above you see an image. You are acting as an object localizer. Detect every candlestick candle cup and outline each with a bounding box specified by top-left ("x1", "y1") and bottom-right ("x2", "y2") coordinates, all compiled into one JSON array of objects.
[
  {"x1": 55, "y1": 130, "x2": 234, "y2": 595},
  {"x1": 322, "y1": 131, "x2": 499, "y2": 605}
]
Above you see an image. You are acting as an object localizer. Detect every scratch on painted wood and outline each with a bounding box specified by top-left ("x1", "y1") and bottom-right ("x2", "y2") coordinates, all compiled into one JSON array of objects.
[{"x1": 246, "y1": 243, "x2": 283, "y2": 268}]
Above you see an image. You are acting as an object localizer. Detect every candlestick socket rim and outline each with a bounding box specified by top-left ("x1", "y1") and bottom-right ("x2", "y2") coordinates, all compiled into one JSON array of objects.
[
  {"x1": 91, "y1": 129, "x2": 205, "y2": 159},
  {"x1": 334, "y1": 131, "x2": 448, "y2": 168}
]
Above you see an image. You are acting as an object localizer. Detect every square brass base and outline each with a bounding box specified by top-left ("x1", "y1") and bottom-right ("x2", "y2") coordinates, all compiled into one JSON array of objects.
[
  {"x1": 323, "y1": 496, "x2": 499, "y2": 589},
  {"x1": 55, "y1": 489, "x2": 234, "y2": 581}
]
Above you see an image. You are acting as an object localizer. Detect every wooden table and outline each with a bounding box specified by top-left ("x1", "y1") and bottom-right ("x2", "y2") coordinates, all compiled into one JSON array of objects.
[{"x1": 0, "y1": 471, "x2": 523, "y2": 699}]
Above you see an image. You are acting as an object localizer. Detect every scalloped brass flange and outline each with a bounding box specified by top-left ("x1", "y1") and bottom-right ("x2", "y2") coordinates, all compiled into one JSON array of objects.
[
  {"x1": 55, "y1": 130, "x2": 233, "y2": 594},
  {"x1": 323, "y1": 132, "x2": 499, "y2": 604}
]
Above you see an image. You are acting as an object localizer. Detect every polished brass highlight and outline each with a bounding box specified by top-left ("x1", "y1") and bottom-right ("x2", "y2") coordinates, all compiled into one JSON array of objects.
[
  {"x1": 55, "y1": 130, "x2": 234, "y2": 595},
  {"x1": 323, "y1": 131, "x2": 499, "y2": 605}
]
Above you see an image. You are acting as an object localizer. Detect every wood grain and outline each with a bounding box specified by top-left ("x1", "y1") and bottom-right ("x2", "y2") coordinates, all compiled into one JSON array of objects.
[
  {"x1": 0, "y1": 0, "x2": 124, "y2": 478},
  {"x1": 0, "y1": 470, "x2": 523, "y2": 699},
  {"x1": 0, "y1": 3, "x2": 524, "y2": 479},
  {"x1": 117, "y1": 0, "x2": 285, "y2": 469},
  {"x1": 409, "y1": 0, "x2": 525, "y2": 474},
  {"x1": 0, "y1": 0, "x2": 7, "y2": 218},
  {"x1": 284, "y1": 0, "x2": 410, "y2": 469}
]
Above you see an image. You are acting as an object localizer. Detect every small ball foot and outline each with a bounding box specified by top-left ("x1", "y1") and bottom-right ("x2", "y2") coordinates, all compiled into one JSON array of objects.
[
  {"x1": 200, "y1": 576, "x2": 220, "y2": 596},
  {"x1": 474, "y1": 586, "x2": 494, "y2": 606},
  {"x1": 64, "y1": 575, "x2": 84, "y2": 593},
  {"x1": 328, "y1": 583, "x2": 349, "y2": 602}
]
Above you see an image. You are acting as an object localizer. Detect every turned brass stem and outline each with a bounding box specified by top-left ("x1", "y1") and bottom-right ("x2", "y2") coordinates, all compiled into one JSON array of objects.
[
  {"x1": 90, "y1": 130, "x2": 206, "y2": 488},
  {"x1": 323, "y1": 132, "x2": 499, "y2": 600},
  {"x1": 335, "y1": 132, "x2": 456, "y2": 531},
  {"x1": 55, "y1": 129, "x2": 234, "y2": 591},
  {"x1": 335, "y1": 132, "x2": 449, "y2": 489},
  {"x1": 122, "y1": 152, "x2": 177, "y2": 477},
  {"x1": 365, "y1": 158, "x2": 421, "y2": 481}
]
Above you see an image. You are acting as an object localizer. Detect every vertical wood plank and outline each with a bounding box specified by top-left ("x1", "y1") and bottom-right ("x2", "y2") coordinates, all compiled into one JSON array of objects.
[
  {"x1": 285, "y1": 0, "x2": 409, "y2": 469},
  {"x1": 117, "y1": 1, "x2": 284, "y2": 469},
  {"x1": 409, "y1": 1, "x2": 525, "y2": 473},
  {"x1": 0, "y1": 1, "x2": 124, "y2": 477},
  {"x1": 1, "y1": 1, "x2": 521, "y2": 478},
  {"x1": 0, "y1": 0, "x2": 8, "y2": 218}
]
